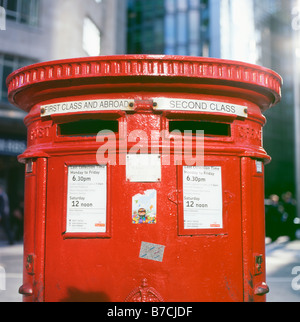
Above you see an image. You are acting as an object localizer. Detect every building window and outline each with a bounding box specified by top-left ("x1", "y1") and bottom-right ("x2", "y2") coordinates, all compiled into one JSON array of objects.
[
  {"x1": 164, "y1": 0, "x2": 204, "y2": 56},
  {"x1": 127, "y1": 0, "x2": 165, "y2": 54},
  {"x1": 0, "y1": 6, "x2": 6, "y2": 30},
  {"x1": 82, "y1": 17, "x2": 101, "y2": 56},
  {"x1": 127, "y1": 0, "x2": 209, "y2": 56},
  {"x1": 0, "y1": 54, "x2": 37, "y2": 103},
  {"x1": 0, "y1": 0, "x2": 39, "y2": 26}
]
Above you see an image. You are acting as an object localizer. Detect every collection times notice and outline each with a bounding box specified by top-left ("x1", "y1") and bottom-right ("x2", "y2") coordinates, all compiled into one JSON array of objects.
[
  {"x1": 183, "y1": 166, "x2": 223, "y2": 230},
  {"x1": 66, "y1": 165, "x2": 107, "y2": 233}
]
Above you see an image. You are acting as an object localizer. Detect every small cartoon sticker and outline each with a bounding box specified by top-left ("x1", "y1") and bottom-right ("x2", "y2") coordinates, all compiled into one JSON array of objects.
[{"x1": 132, "y1": 189, "x2": 157, "y2": 224}]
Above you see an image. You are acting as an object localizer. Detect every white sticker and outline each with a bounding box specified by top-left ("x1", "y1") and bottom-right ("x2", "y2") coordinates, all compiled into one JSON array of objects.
[
  {"x1": 154, "y1": 98, "x2": 248, "y2": 118},
  {"x1": 139, "y1": 242, "x2": 165, "y2": 262},
  {"x1": 126, "y1": 154, "x2": 161, "y2": 182},
  {"x1": 183, "y1": 166, "x2": 223, "y2": 229},
  {"x1": 66, "y1": 165, "x2": 107, "y2": 233},
  {"x1": 256, "y1": 160, "x2": 263, "y2": 173}
]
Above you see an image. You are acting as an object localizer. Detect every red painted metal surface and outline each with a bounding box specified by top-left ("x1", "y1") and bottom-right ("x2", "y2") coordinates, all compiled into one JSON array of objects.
[{"x1": 7, "y1": 55, "x2": 282, "y2": 302}]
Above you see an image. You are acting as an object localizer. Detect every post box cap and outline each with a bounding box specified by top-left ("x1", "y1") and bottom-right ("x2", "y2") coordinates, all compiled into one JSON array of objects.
[{"x1": 7, "y1": 55, "x2": 282, "y2": 112}]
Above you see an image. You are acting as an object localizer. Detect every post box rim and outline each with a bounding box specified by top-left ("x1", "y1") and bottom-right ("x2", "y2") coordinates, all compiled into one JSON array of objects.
[{"x1": 7, "y1": 54, "x2": 282, "y2": 108}]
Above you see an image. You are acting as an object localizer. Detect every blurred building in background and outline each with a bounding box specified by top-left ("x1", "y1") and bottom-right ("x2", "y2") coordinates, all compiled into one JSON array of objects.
[
  {"x1": 253, "y1": 0, "x2": 295, "y2": 198},
  {"x1": 0, "y1": 0, "x2": 127, "y2": 211},
  {"x1": 127, "y1": 0, "x2": 296, "y2": 200}
]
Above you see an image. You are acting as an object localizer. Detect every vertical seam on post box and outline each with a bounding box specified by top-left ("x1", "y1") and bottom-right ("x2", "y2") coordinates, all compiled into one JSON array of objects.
[
  {"x1": 34, "y1": 158, "x2": 48, "y2": 302},
  {"x1": 240, "y1": 157, "x2": 254, "y2": 301}
]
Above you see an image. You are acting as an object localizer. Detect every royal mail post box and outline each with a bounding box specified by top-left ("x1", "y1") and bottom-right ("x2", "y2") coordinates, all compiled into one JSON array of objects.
[{"x1": 7, "y1": 55, "x2": 282, "y2": 302}]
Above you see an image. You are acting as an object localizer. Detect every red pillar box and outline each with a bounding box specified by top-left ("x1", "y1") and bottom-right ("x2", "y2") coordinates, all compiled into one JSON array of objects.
[{"x1": 7, "y1": 55, "x2": 282, "y2": 302}]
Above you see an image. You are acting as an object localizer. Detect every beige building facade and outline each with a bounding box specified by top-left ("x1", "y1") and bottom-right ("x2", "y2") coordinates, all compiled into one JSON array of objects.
[{"x1": 0, "y1": 0, "x2": 127, "y2": 227}]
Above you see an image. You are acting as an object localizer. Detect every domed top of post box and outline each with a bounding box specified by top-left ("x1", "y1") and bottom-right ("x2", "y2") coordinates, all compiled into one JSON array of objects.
[{"x1": 7, "y1": 55, "x2": 282, "y2": 112}]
